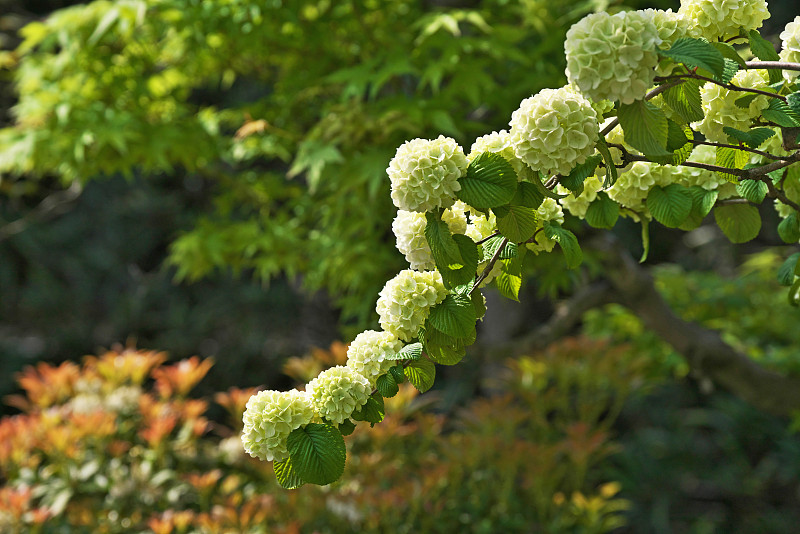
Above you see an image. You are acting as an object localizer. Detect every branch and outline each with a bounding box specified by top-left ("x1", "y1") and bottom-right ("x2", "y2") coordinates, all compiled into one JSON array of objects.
[
  {"x1": 691, "y1": 139, "x2": 781, "y2": 161},
  {"x1": 655, "y1": 73, "x2": 787, "y2": 102},
  {"x1": 595, "y1": 235, "x2": 800, "y2": 416},
  {"x1": 745, "y1": 60, "x2": 800, "y2": 72},
  {"x1": 0, "y1": 182, "x2": 83, "y2": 242}
]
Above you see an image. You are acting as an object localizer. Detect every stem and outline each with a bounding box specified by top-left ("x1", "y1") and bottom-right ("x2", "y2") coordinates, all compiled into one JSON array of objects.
[
  {"x1": 654, "y1": 73, "x2": 787, "y2": 102},
  {"x1": 471, "y1": 236, "x2": 508, "y2": 294},
  {"x1": 745, "y1": 60, "x2": 800, "y2": 72},
  {"x1": 765, "y1": 179, "x2": 800, "y2": 213},
  {"x1": 691, "y1": 139, "x2": 781, "y2": 161},
  {"x1": 475, "y1": 231, "x2": 500, "y2": 245}
]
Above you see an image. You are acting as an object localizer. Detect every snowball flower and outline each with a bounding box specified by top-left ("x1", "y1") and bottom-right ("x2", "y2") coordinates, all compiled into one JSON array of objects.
[
  {"x1": 558, "y1": 174, "x2": 605, "y2": 218},
  {"x1": 392, "y1": 203, "x2": 467, "y2": 270},
  {"x1": 346, "y1": 330, "x2": 404, "y2": 382},
  {"x1": 306, "y1": 366, "x2": 372, "y2": 425},
  {"x1": 468, "y1": 130, "x2": 536, "y2": 181},
  {"x1": 695, "y1": 69, "x2": 770, "y2": 143},
  {"x1": 780, "y1": 16, "x2": 800, "y2": 81},
  {"x1": 526, "y1": 198, "x2": 565, "y2": 254},
  {"x1": 607, "y1": 161, "x2": 676, "y2": 212},
  {"x1": 376, "y1": 270, "x2": 447, "y2": 341},
  {"x1": 679, "y1": 0, "x2": 769, "y2": 42},
  {"x1": 509, "y1": 85, "x2": 599, "y2": 175},
  {"x1": 676, "y1": 144, "x2": 728, "y2": 190},
  {"x1": 388, "y1": 136, "x2": 467, "y2": 212},
  {"x1": 465, "y1": 208, "x2": 497, "y2": 243},
  {"x1": 242, "y1": 389, "x2": 315, "y2": 462},
  {"x1": 565, "y1": 11, "x2": 661, "y2": 104}
]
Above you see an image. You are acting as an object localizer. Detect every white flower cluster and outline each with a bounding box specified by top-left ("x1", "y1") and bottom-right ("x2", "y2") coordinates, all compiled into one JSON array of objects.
[
  {"x1": 558, "y1": 174, "x2": 605, "y2": 219},
  {"x1": 392, "y1": 203, "x2": 467, "y2": 270},
  {"x1": 346, "y1": 330, "x2": 404, "y2": 383},
  {"x1": 509, "y1": 86, "x2": 599, "y2": 175},
  {"x1": 376, "y1": 269, "x2": 447, "y2": 341},
  {"x1": 565, "y1": 11, "x2": 661, "y2": 104},
  {"x1": 526, "y1": 198, "x2": 565, "y2": 254},
  {"x1": 780, "y1": 16, "x2": 800, "y2": 81},
  {"x1": 387, "y1": 135, "x2": 467, "y2": 213},
  {"x1": 306, "y1": 366, "x2": 372, "y2": 425},
  {"x1": 607, "y1": 161, "x2": 676, "y2": 213},
  {"x1": 242, "y1": 389, "x2": 315, "y2": 462},
  {"x1": 679, "y1": 0, "x2": 769, "y2": 42},
  {"x1": 696, "y1": 70, "x2": 770, "y2": 143}
]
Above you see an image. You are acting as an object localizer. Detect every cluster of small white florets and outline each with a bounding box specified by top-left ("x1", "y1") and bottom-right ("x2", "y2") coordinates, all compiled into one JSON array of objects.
[
  {"x1": 346, "y1": 330, "x2": 404, "y2": 383},
  {"x1": 695, "y1": 70, "x2": 770, "y2": 143},
  {"x1": 509, "y1": 86, "x2": 600, "y2": 176},
  {"x1": 242, "y1": 389, "x2": 316, "y2": 462},
  {"x1": 388, "y1": 135, "x2": 468, "y2": 213},
  {"x1": 676, "y1": 145, "x2": 728, "y2": 191},
  {"x1": 526, "y1": 198, "x2": 566, "y2": 254},
  {"x1": 678, "y1": 0, "x2": 769, "y2": 41},
  {"x1": 558, "y1": 174, "x2": 605, "y2": 219},
  {"x1": 780, "y1": 16, "x2": 800, "y2": 81},
  {"x1": 392, "y1": 203, "x2": 468, "y2": 270},
  {"x1": 306, "y1": 366, "x2": 372, "y2": 425},
  {"x1": 608, "y1": 161, "x2": 677, "y2": 214},
  {"x1": 376, "y1": 269, "x2": 447, "y2": 341}
]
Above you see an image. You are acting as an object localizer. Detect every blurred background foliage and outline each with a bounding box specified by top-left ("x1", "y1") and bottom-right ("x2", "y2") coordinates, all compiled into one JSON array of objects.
[{"x1": 2, "y1": 0, "x2": 800, "y2": 532}]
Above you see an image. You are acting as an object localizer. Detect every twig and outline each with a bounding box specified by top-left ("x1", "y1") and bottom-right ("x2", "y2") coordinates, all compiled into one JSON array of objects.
[
  {"x1": 0, "y1": 182, "x2": 83, "y2": 242},
  {"x1": 471, "y1": 236, "x2": 508, "y2": 294},
  {"x1": 745, "y1": 60, "x2": 800, "y2": 72},
  {"x1": 691, "y1": 139, "x2": 781, "y2": 161},
  {"x1": 654, "y1": 73, "x2": 787, "y2": 102}
]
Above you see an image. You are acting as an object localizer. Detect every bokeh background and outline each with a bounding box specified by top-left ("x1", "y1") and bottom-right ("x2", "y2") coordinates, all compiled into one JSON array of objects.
[{"x1": 1, "y1": 0, "x2": 800, "y2": 532}]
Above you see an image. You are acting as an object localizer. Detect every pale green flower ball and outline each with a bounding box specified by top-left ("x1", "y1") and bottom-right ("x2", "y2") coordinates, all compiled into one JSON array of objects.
[
  {"x1": 465, "y1": 208, "x2": 497, "y2": 243},
  {"x1": 780, "y1": 16, "x2": 800, "y2": 81},
  {"x1": 388, "y1": 135, "x2": 467, "y2": 213},
  {"x1": 306, "y1": 365, "x2": 372, "y2": 425},
  {"x1": 392, "y1": 203, "x2": 467, "y2": 270},
  {"x1": 696, "y1": 70, "x2": 770, "y2": 143},
  {"x1": 376, "y1": 270, "x2": 447, "y2": 341},
  {"x1": 607, "y1": 161, "x2": 675, "y2": 213},
  {"x1": 677, "y1": 144, "x2": 728, "y2": 190},
  {"x1": 509, "y1": 85, "x2": 599, "y2": 176},
  {"x1": 679, "y1": 0, "x2": 769, "y2": 42},
  {"x1": 468, "y1": 130, "x2": 536, "y2": 181},
  {"x1": 346, "y1": 330, "x2": 404, "y2": 383},
  {"x1": 557, "y1": 174, "x2": 605, "y2": 218},
  {"x1": 241, "y1": 389, "x2": 316, "y2": 462},
  {"x1": 565, "y1": 11, "x2": 661, "y2": 105}
]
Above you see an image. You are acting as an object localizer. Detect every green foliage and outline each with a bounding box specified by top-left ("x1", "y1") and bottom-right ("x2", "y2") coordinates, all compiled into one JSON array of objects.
[
  {"x1": 457, "y1": 152, "x2": 518, "y2": 209},
  {"x1": 662, "y1": 79, "x2": 704, "y2": 124},
  {"x1": 646, "y1": 184, "x2": 693, "y2": 228},
  {"x1": 496, "y1": 204, "x2": 539, "y2": 243},
  {"x1": 618, "y1": 100, "x2": 669, "y2": 157},
  {"x1": 714, "y1": 203, "x2": 762, "y2": 243},
  {"x1": 404, "y1": 358, "x2": 436, "y2": 393},
  {"x1": 543, "y1": 222, "x2": 582, "y2": 269},
  {"x1": 585, "y1": 192, "x2": 620, "y2": 229},
  {"x1": 658, "y1": 37, "x2": 725, "y2": 79},
  {"x1": 427, "y1": 294, "x2": 476, "y2": 339}
]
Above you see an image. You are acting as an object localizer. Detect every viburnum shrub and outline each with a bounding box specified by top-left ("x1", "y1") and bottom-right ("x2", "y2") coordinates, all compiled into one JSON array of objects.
[{"x1": 243, "y1": 0, "x2": 800, "y2": 488}]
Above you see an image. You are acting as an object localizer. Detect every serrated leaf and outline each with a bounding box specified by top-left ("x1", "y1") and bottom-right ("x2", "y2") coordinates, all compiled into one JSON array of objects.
[
  {"x1": 711, "y1": 42, "x2": 747, "y2": 68},
  {"x1": 723, "y1": 126, "x2": 775, "y2": 149},
  {"x1": 511, "y1": 181, "x2": 545, "y2": 209},
  {"x1": 405, "y1": 358, "x2": 436, "y2": 393},
  {"x1": 762, "y1": 98, "x2": 800, "y2": 127},
  {"x1": 679, "y1": 187, "x2": 719, "y2": 231},
  {"x1": 651, "y1": 120, "x2": 694, "y2": 165},
  {"x1": 351, "y1": 393, "x2": 385, "y2": 425},
  {"x1": 659, "y1": 37, "x2": 725, "y2": 79},
  {"x1": 425, "y1": 341, "x2": 466, "y2": 365},
  {"x1": 585, "y1": 191, "x2": 619, "y2": 229},
  {"x1": 472, "y1": 289, "x2": 487, "y2": 320},
  {"x1": 778, "y1": 212, "x2": 800, "y2": 243},
  {"x1": 543, "y1": 222, "x2": 582, "y2": 269},
  {"x1": 788, "y1": 92, "x2": 800, "y2": 117},
  {"x1": 427, "y1": 294, "x2": 476, "y2": 338},
  {"x1": 596, "y1": 137, "x2": 618, "y2": 187},
  {"x1": 561, "y1": 155, "x2": 602, "y2": 194},
  {"x1": 376, "y1": 373, "x2": 399, "y2": 398},
  {"x1": 735, "y1": 94, "x2": 758, "y2": 109},
  {"x1": 526, "y1": 172, "x2": 568, "y2": 201},
  {"x1": 274, "y1": 458, "x2": 306, "y2": 490},
  {"x1": 749, "y1": 29, "x2": 780, "y2": 61},
  {"x1": 438, "y1": 234, "x2": 479, "y2": 289},
  {"x1": 618, "y1": 100, "x2": 670, "y2": 157},
  {"x1": 736, "y1": 179, "x2": 768, "y2": 204},
  {"x1": 338, "y1": 419, "x2": 356, "y2": 436},
  {"x1": 662, "y1": 78, "x2": 704, "y2": 123},
  {"x1": 481, "y1": 235, "x2": 517, "y2": 262},
  {"x1": 715, "y1": 146, "x2": 749, "y2": 182},
  {"x1": 496, "y1": 205, "x2": 538, "y2": 243},
  {"x1": 389, "y1": 364, "x2": 406, "y2": 384},
  {"x1": 458, "y1": 152, "x2": 518, "y2": 209},
  {"x1": 496, "y1": 258, "x2": 522, "y2": 301},
  {"x1": 425, "y1": 212, "x2": 462, "y2": 268},
  {"x1": 287, "y1": 424, "x2": 346, "y2": 486},
  {"x1": 386, "y1": 342, "x2": 422, "y2": 361},
  {"x1": 646, "y1": 184, "x2": 693, "y2": 228},
  {"x1": 778, "y1": 252, "x2": 800, "y2": 286},
  {"x1": 717, "y1": 58, "x2": 740, "y2": 84},
  {"x1": 714, "y1": 203, "x2": 761, "y2": 243}
]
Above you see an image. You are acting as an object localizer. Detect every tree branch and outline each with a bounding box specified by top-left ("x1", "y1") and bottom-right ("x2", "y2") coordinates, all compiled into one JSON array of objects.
[
  {"x1": 0, "y1": 182, "x2": 83, "y2": 242},
  {"x1": 745, "y1": 60, "x2": 800, "y2": 72}
]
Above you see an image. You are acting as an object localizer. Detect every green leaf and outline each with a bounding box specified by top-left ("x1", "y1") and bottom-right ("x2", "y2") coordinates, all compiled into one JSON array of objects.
[
  {"x1": 718, "y1": 58, "x2": 740, "y2": 85},
  {"x1": 543, "y1": 222, "x2": 582, "y2": 269},
  {"x1": 662, "y1": 78, "x2": 704, "y2": 123},
  {"x1": 618, "y1": 100, "x2": 670, "y2": 157},
  {"x1": 748, "y1": 29, "x2": 780, "y2": 61},
  {"x1": 425, "y1": 340, "x2": 466, "y2": 365},
  {"x1": 510, "y1": 181, "x2": 545, "y2": 209},
  {"x1": 457, "y1": 152, "x2": 518, "y2": 209},
  {"x1": 472, "y1": 289, "x2": 487, "y2": 320},
  {"x1": 640, "y1": 218, "x2": 650, "y2": 263},
  {"x1": 389, "y1": 364, "x2": 406, "y2": 384},
  {"x1": 425, "y1": 212, "x2": 463, "y2": 268},
  {"x1": 524, "y1": 172, "x2": 568, "y2": 201},
  {"x1": 405, "y1": 358, "x2": 436, "y2": 393},
  {"x1": 561, "y1": 155, "x2": 602, "y2": 195},
  {"x1": 735, "y1": 94, "x2": 758, "y2": 109},
  {"x1": 496, "y1": 258, "x2": 523, "y2": 301},
  {"x1": 596, "y1": 138, "x2": 618, "y2": 187},
  {"x1": 496, "y1": 205, "x2": 538, "y2": 243},
  {"x1": 787, "y1": 92, "x2": 800, "y2": 117},
  {"x1": 762, "y1": 98, "x2": 800, "y2": 128},
  {"x1": 650, "y1": 120, "x2": 694, "y2": 165},
  {"x1": 351, "y1": 393, "x2": 385, "y2": 426},
  {"x1": 789, "y1": 278, "x2": 800, "y2": 306},
  {"x1": 286, "y1": 424, "x2": 346, "y2": 486},
  {"x1": 778, "y1": 212, "x2": 800, "y2": 243},
  {"x1": 723, "y1": 126, "x2": 775, "y2": 148},
  {"x1": 711, "y1": 41, "x2": 747, "y2": 68},
  {"x1": 386, "y1": 342, "x2": 423, "y2": 361},
  {"x1": 274, "y1": 458, "x2": 306, "y2": 490},
  {"x1": 438, "y1": 234, "x2": 480, "y2": 289},
  {"x1": 679, "y1": 187, "x2": 719, "y2": 231},
  {"x1": 646, "y1": 184, "x2": 693, "y2": 228},
  {"x1": 778, "y1": 252, "x2": 800, "y2": 286},
  {"x1": 736, "y1": 179, "x2": 768, "y2": 204},
  {"x1": 714, "y1": 204, "x2": 762, "y2": 243},
  {"x1": 427, "y1": 294, "x2": 476, "y2": 338},
  {"x1": 338, "y1": 419, "x2": 356, "y2": 436},
  {"x1": 585, "y1": 191, "x2": 620, "y2": 229},
  {"x1": 659, "y1": 37, "x2": 725, "y2": 79},
  {"x1": 715, "y1": 146, "x2": 749, "y2": 183},
  {"x1": 481, "y1": 235, "x2": 517, "y2": 262},
  {"x1": 376, "y1": 373, "x2": 399, "y2": 398}
]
